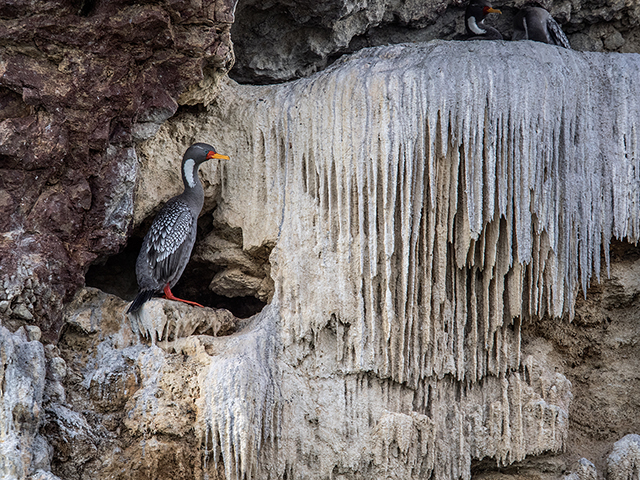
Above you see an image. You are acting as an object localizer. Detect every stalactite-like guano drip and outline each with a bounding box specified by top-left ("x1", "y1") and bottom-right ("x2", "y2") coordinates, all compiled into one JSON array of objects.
[
  {"x1": 216, "y1": 41, "x2": 640, "y2": 387},
  {"x1": 199, "y1": 306, "x2": 280, "y2": 480},
  {"x1": 180, "y1": 40, "x2": 640, "y2": 478}
]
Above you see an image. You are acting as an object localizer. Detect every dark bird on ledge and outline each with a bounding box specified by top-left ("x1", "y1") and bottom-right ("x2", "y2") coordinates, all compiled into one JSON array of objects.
[
  {"x1": 465, "y1": 0, "x2": 503, "y2": 40},
  {"x1": 512, "y1": 5, "x2": 571, "y2": 48},
  {"x1": 127, "y1": 143, "x2": 230, "y2": 314}
]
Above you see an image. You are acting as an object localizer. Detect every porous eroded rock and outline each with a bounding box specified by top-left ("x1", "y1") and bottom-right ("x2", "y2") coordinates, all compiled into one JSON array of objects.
[
  {"x1": 0, "y1": 325, "x2": 50, "y2": 479},
  {"x1": 607, "y1": 435, "x2": 640, "y2": 480},
  {"x1": 194, "y1": 229, "x2": 275, "y2": 303},
  {"x1": 0, "y1": 0, "x2": 236, "y2": 339},
  {"x1": 43, "y1": 287, "x2": 274, "y2": 480},
  {"x1": 520, "y1": 241, "x2": 640, "y2": 477}
]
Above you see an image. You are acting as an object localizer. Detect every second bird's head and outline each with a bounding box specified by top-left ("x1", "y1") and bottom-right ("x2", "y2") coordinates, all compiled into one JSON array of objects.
[{"x1": 466, "y1": 0, "x2": 502, "y2": 22}]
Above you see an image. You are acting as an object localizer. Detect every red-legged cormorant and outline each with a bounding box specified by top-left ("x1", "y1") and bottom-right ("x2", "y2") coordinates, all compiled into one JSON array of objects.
[{"x1": 127, "y1": 143, "x2": 230, "y2": 314}]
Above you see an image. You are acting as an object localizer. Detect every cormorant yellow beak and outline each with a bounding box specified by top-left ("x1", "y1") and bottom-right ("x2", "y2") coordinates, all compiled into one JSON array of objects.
[{"x1": 206, "y1": 152, "x2": 230, "y2": 160}]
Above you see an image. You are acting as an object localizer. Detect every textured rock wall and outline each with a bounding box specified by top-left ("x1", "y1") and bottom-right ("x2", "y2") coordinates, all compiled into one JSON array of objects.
[
  {"x1": 0, "y1": 326, "x2": 47, "y2": 479},
  {"x1": 230, "y1": 0, "x2": 640, "y2": 83},
  {"x1": 125, "y1": 41, "x2": 639, "y2": 478},
  {"x1": 0, "y1": 0, "x2": 236, "y2": 339},
  {"x1": 45, "y1": 287, "x2": 272, "y2": 480},
  {"x1": 2, "y1": 1, "x2": 640, "y2": 479}
]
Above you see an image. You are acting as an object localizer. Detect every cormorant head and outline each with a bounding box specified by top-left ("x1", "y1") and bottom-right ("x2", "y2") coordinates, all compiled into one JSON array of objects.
[
  {"x1": 465, "y1": 0, "x2": 502, "y2": 35},
  {"x1": 182, "y1": 143, "x2": 230, "y2": 189}
]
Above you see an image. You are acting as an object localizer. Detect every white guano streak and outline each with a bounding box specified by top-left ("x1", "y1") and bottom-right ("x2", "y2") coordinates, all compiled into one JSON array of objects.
[{"x1": 467, "y1": 16, "x2": 486, "y2": 34}]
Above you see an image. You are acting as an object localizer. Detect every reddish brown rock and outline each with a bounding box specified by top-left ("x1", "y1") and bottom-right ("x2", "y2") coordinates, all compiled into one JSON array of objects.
[{"x1": 0, "y1": 0, "x2": 236, "y2": 340}]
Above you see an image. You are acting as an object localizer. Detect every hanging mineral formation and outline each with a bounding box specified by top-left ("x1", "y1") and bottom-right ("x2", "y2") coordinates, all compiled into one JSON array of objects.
[
  {"x1": 206, "y1": 40, "x2": 640, "y2": 384},
  {"x1": 139, "y1": 39, "x2": 640, "y2": 480}
]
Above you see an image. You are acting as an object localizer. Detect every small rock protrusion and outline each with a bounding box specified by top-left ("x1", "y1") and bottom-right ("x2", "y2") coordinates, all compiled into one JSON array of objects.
[
  {"x1": 25, "y1": 325, "x2": 42, "y2": 342},
  {"x1": 603, "y1": 30, "x2": 625, "y2": 50},
  {"x1": 193, "y1": 229, "x2": 274, "y2": 303},
  {"x1": 607, "y1": 434, "x2": 640, "y2": 480},
  {"x1": 13, "y1": 302, "x2": 34, "y2": 321},
  {"x1": 563, "y1": 458, "x2": 597, "y2": 480}
]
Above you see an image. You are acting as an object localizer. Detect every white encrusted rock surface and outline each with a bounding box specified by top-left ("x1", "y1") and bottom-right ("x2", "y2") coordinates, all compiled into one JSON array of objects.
[
  {"x1": 607, "y1": 435, "x2": 640, "y2": 480},
  {"x1": 564, "y1": 458, "x2": 598, "y2": 480},
  {"x1": 0, "y1": 326, "x2": 50, "y2": 479},
  {"x1": 137, "y1": 40, "x2": 640, "y2": 478},
  {"x1": 14, "y1": 287, "x2": 276, "y2": 480}
]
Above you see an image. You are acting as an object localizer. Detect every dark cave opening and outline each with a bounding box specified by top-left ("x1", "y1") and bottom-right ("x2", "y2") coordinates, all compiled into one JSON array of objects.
[{"x1": 85, "y1": 217, "x2": 269, "y2": 320}]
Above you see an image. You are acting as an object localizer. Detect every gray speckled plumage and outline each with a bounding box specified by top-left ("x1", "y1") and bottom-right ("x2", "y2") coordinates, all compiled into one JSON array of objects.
[
  {"x1": 138, "y1": 199, "x2": 195, "y2": 290},
  {"x1": 127, "y1": 143, "x2": 229, "y2": 314},
  {"x1": 513, "y1": 6, "x2": 571, "y2": 48}
]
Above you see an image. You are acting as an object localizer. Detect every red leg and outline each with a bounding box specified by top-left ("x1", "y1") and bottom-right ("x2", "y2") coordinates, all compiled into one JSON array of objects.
[{"x1": 163, "y1": 284, "x2": 205, "y2": 308}]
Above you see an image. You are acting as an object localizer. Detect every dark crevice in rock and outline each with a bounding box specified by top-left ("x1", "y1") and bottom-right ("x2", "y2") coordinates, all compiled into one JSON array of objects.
[
  {"x1": 84, "y1": 239, "x2": 140, "y2": 302},
  {"x1": 173, "y1": 277, "x2": 267, "y2": 320},
  {"x1": 85, "y1": 217, "x2": 271, "y2": 320},
  {"x1": 609, "y1": 237, "x2": 640, "y2": 262},
  {"x1": 174, "y1": 102, "x2": 210, "y2": 117},
  {"x1": 471, "y1": 453, "x2": 567, "y2": 478},
  {"x1": 75, "y1": 0, "x2": 97, "y2": 17}
]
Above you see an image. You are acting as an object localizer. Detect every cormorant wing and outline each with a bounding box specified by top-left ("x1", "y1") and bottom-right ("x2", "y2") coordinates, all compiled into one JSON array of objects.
[
  {"x1": 547, "y1": 17, "x2": 571, "y2": 48},
  {"x1": 145, "y1": 200, "x2": 195, "y2": 282}
]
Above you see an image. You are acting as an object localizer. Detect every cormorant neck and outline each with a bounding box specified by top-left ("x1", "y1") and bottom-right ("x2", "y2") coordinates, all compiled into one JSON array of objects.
[
  {"x1": 467, "y1": 16, "x2": 487, "y2": 35},
  {"x1": 181, "y1": 160, "x2": 206, "y2": 211}
]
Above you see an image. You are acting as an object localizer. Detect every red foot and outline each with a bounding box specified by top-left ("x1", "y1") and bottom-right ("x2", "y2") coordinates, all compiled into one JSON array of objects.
[{"x1": 163, "y1": 284, "x2": 204, "y2": 308}]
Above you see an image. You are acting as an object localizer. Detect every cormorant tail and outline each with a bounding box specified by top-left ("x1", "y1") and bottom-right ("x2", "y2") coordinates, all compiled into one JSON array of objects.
[{"x1": 127, "y1": 290, "x2": 156, "y2": 314}]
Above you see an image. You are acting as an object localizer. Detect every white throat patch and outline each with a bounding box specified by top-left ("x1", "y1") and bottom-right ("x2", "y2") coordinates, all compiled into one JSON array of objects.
[
  {"x1": 184, "y1": 159, "x2": 196, "y2": 188},
  {"x1": 468, "y1": 16, "x2": 486, "y2": 35}
]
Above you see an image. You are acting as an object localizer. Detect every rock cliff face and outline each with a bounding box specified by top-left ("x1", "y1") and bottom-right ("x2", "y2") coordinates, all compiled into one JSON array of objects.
[
  {"x1": 1, "y1": 1, "x2": 640, "y2": 480},
  {"x1": 230, "y1": 0, "x2": 640, "y2": 83},
  {"x1": 0, "y1": 0, "x2": 235, "y2": 339},
  {"x1": 127, "y1": 41, "x2": 639, "y2": 479}
]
